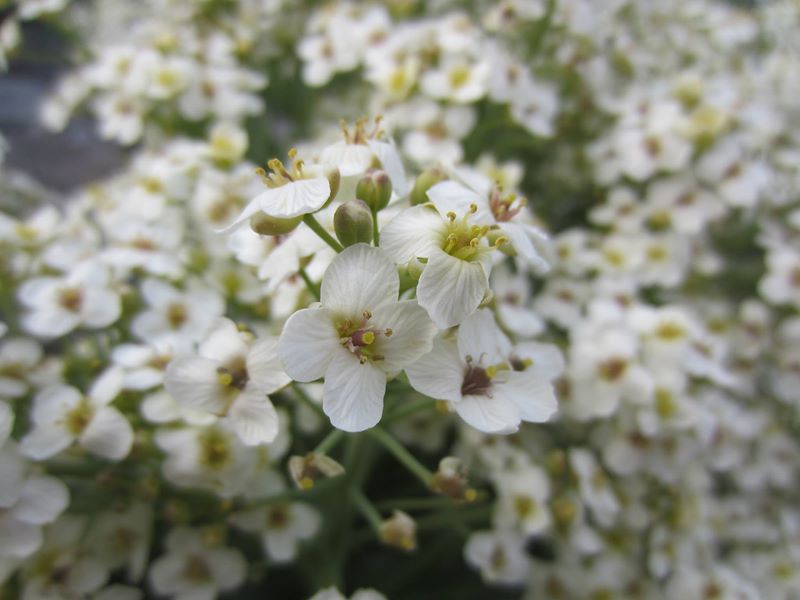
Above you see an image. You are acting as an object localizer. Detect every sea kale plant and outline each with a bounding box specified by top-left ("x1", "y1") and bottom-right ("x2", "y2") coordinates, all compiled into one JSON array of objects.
[{"x1": 1, "y1": 0, "x2": 800, "y2": 599}]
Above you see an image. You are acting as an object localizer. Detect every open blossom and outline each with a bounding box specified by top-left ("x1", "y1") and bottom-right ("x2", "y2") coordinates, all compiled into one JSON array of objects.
[
  {"x1": 20, "y1": 368, "x2": 133, "y2": 461},
  {"x1": 406, "y1": 309, "x2": 560, "y2": 433},
  {"x1": 427, "y1": 178, "x2": 549, "y2": 272},
  {"x1": 278, "y1": 244, "x2": 436, "y2": 432},
  {"x1": 148, "y1": 528, "x2": 246, "y2": 600},
  {"x1": 164, "y1": 318, "x2": 290, "y2": 445},
  {"x1": 221, "y1": 150, "x2": 336, "y2": 231},
  {"x1": 381, "y1": 203, "x2": 496, "y2": 329},
  {"x1": 18, "y1": 259, "x2": 121, "y2": 338}
]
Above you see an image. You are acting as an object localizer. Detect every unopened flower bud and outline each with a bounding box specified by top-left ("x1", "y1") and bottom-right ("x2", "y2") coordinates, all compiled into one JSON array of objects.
[
  {"x1": 356, "y1": 168, "x2": 392, "y2": 212},
  {"x1": 411, "y1": 167, "x2": 447, "y2": 205},
  {"x1": 380, "y1": 510, "x2": 417, "y2": 552},
  {"x1": 249, "y1": 212, "x2": 302, "y2": 235},
  {"x1": 288, "y1": 452, "x2": 345, "y2": 490},
  {"x1": 431, "y1": 456, "x2": 477, "y2": 502},
  {"x1": 334, "y1": 200, "x2": 374, "y2": 247}
]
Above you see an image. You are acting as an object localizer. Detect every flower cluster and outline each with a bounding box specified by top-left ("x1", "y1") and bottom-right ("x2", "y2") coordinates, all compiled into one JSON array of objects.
[{"x1": 1, "y1": 0, "x2": 799, "y2": 598}]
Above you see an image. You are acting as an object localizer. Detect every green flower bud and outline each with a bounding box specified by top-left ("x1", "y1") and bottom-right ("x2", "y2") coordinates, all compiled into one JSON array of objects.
[
  {"x1": 334, "y1": 200, "x2": 374, "y2": 247},
  {"x1": 356, "y1": 168, "x2": 392, "y2": 212},
  {"x1": 249, "y1": 212, "x2": 302, "y2": 235},
  {"x1": 410, "y1": 167, "x2": 447, "y2": 205}
]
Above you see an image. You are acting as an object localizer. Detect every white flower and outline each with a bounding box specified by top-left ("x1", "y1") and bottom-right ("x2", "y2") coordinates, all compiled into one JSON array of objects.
[
  {"x1": 230, "y1": 471, "x2": 321, "y2": 563},
  {"x1": 19, "y1": 260, "x2": 121, "y2": 338},
  {"x1": 155, "y1": 422, "x2": 259, "y2": 497},
  {"x1": 149, "y1": 528, "x2": 246, "y2": 600},
  {"x1": 278, "y1": 244, "x2": 436, "y2": 432},
  {"x1": 406, "y1": 309, "x2": 558, "y2": 433},
  {"x1": 760, "y1": 249, "x2": 800, "y2": 307},
  {"x1": 464, "y1": 530, "x2": 530, "y2": 586},
  {"x1": 164, "y1": 318, "x2": 289, "y2": 445},
  {"x1": 221, "y1": 151, "x2": 333, "y2": 231},
  {"x1": 493, "y1": 465, "x2": 552, "y2": 536},
  {"x1": 0, "y1": 444, "x2": 69, "y2": 561},
  {"x1": 427, "y1": 177, "x2": 550, "y2": 273},
  {"x1": 380, "y1": 204, "x2": 495, "y2": 329},
  {"x1": 131, "y1": 278, "x2": 224, "y2": 350},
  {"x1": 20, "y1": 368, "x2": 134, "y2": 461},
  {"x1": 0, "y1": 337, "x2": 43, "y2": 399}
]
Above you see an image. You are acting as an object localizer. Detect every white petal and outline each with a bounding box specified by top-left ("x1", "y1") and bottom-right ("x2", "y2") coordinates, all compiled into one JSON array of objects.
[
  {"x1": 321, "y1": 244, "x2": 399, "y2": 314},
  {"x1": 456, "y1": 309, "x2": 511, "y2": 365},
  {"x1": 512, "y1": 342, "x2": 564, "y2": 380},
  {"x1": 495, "y1": 372, "x2": 557, "y2": 424},
  {"x1": 198, "y1": 318, "x2": 248, "y2": 363},
  {"x1": 258, "y1": 178, "x2": 331, "y2": 219},
  {"x1": 0, "y1": 450, "x2": 24, "y2": 507},
  {"x1": 208, "y1": 547, "x2": 247, "y2": 590},
  {"x1": 322, "y1": 348, "x2": 385, "y2": 432},
  {"x1": 497, "y1": 303, "x2": 544, "y2": 338},
  {"x1": 0, "y1": 515, "x2": 42, "y2": 558},
  {"x1": 88, "y1": 367, "x2": 124, "y2": 406},
  {"x1": 216, "y1": 196, "x2": 262, "y2": 233},
  {"x1": 164, "y1": 356, "x2": 229, "y2": 414},
  {"x1": 278, "y1": 308, "x2": 338, "y2": 382},
  {"x1": 80, "y1": 407, "x2": 134, "y2": 461},
  {"x1": 499, "y1": 223, "x2": 549, "y2": 273},
  {"x1": 229, "y1": 388, "x2": 279, "y2": 446},
  {"x1": 405, "y1": 337, "x2": 464, "y2": 402},
  {"x1": 31, "y1": 385, "x2": 80, "y2": 424},
  {"x1": 454, "y1": 393, "x2": 520, "y2": 434},
  {"x1": 379, "y1": 205, "x2": 443, "y2": 264},
  {"x1": 264, "y1": 530, "x2": 299, "y2": 563},
  {"x1": 0, "y1": 402, "x2": 13, "y2": 446},
  {"x1": 13, "y1": 476, "x2": 69, "y2": 525},
  {"x1": 371, "y1": 301, "x2": 436, "y2": 372},
  {"x1": 140, "y1": 278, "x2": 179, "y2": 308},
  {"x1": 417, "y1": 251, "x2": 488, "y2": 328},
  {"x1": 246, "y1": 337, "x2": 291, "y2": 394},
  {"x1": 20, "y1": 424, "x2": 73, "y2": 460},
  {"x1": 81, "y1": 288, "x2": 122, "y2": 328},
  {"x1": 427, "y1": 181, "x2": 493, "y2": 224},
  {"x1": 23, "y1": 308, "x2": 81, "y2": 338},
  {"x1": 290, "y1": 503, "x2": 322, "y2": 539}
]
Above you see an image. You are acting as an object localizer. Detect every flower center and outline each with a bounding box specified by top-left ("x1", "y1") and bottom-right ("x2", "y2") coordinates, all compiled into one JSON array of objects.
[
  {"x1": 461, "y1": 365, "x2": 492, "y2": 396},
  {"x1": 216, "y1": 357, "x2": 249, "y2": 391},
  {"x1": 183, "y1": 555, "x2": 212, "y2": 583},
  {"x1": 64, "y1": 398, "x2": 95, "y2": 436},
  {"x1": 256, "y1": 148, "x2": 308, "y2": 188},
  {"x1": 488, "y1": 187, "x2": 525, "y2": 222},
  {"x1": 338, "y1": 310, "x2": 393, "y2": 364},
  {"x1": 58, "y1": 287, "x2": 83, "y2": 313},
  {"x1": 266, "y1": 504, "x2": 290, "y2": 529},
  {"x1": 198, "y1": 428, "x2": 232, "y2": 471},
  {"x1": 442, "y1": 205, "x2": 507, "y2": 262}
]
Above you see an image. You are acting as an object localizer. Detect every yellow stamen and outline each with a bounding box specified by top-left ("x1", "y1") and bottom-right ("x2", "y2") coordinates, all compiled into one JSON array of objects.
[
  {"x1": 217, "y1": 373, "x2": 233, "y2": 386},
  {"x1": 361, "y1": 331, "x2": 375, "y2": 345}
]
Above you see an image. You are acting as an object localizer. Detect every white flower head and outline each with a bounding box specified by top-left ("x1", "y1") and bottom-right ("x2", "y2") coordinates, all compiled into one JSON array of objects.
[
  {"x1": 221, "y1": 149, "x2": 335, "y2": 232},
  {"x1": 20, "y1": 368, "x2": 134, "y2": 462},
  {"x1": 406, "y1": 309, "x2": 558, "y2": 433},
  {"x1": 278, "y1": 244, "x2": 436, "y2": 432},
  {"x1": 165, "y1": 318, "x2": 290, "y2": 446}
]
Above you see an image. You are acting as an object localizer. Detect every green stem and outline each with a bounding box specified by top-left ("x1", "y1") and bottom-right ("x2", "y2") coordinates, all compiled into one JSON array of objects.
[
  {"x1": 383, "y1": 397, "x2": 437, "y2": 424},
  {"x1": 314, "y1": 429, "x2": 345, "y2": 455},
  {"x1": 303, "y1": 214, "x2": 344, "y2": 253},
  {"x1": 349, "y1": 487, "x2": 383, "y2": 533},
  {"x1": 375, "y1": 496, "x2": 460, "y2": 512},
  {"x1": 368, "y1": 427, "x2": 433, "y2": 488},
  {"x1": 298, "y1": 267, "x2": 320, "y2": 300},
  {"x1": 291, "y1": 382, "x2": 325, "y2": 420},
  {"x1": 372, "y1": 208, "x2": 380, "y2": 246}
]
